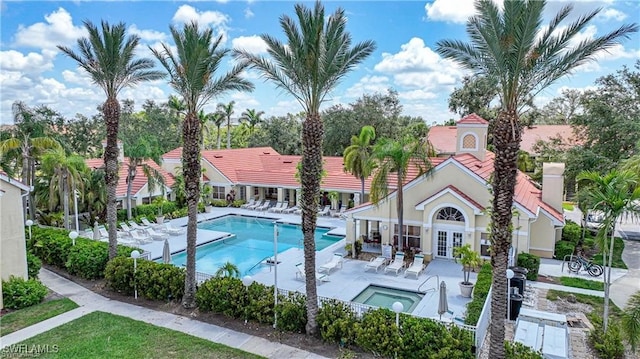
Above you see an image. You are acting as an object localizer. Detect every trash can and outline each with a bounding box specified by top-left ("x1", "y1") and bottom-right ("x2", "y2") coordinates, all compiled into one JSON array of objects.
[
  {"x1": 509, "y1": 266, "x2": 529, "y2": 285},
  {"x1": 509, "y1": 293, "x2": 524, "y2": 320},
  {"x1": 509, "y1": 273, "x2": 526, "y2": 295}
]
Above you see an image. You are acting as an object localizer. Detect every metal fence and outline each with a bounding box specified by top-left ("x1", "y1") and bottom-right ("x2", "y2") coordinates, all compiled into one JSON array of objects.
[{"x1": 474, "y1": 287, "x2": 492, "y2": 356}]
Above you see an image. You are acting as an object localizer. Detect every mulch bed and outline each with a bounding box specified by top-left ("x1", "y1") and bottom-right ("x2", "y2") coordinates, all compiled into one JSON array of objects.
[{"x1": 43, "y1": 265, "x2": 375, "y2": 359}]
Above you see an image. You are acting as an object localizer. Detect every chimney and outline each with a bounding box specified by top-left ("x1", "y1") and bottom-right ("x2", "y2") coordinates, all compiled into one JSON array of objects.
[
  {"x1": 455, "y1": 113, "x2": 488, "y2": 161},
  {"x1": 542, "y1": 163, "x2": 565, "y2": 214}
]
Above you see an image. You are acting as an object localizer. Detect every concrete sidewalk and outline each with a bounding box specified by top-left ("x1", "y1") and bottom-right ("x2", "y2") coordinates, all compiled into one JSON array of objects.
[{"x1": 0, "y1": 269, "x2": 328, "y2": 359}]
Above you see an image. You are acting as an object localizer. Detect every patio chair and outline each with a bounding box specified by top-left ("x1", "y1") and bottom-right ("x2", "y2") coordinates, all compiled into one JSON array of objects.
[
  {"x1": 267, "y1": 202, "x2": 283, "y2": 212},
  {"x1": 141, "y1": 217, "x2": 164, "y2": 230},
  {"x1": 364, "y1": 256, "x2": 388, "y2": 272},
  {"x1": 317, "y1": 205, "x2": 331, "y2": 216},
  {"x1": 404, "y1": 254, "x2": 426, "y2": 278},
  {"x1": 119, "y1": 222, "x2": 134, "y2": 234},
  {"x1": 256, "y1": 200, "x2": 273, "y2": 211},
  {"x1": 128, "y1": 220, "x2": 149, "y2": 231},
  {"x1": 131, "y1": 229, "x2": 152, "y2": 244},
  {"x1": 100, "y1": 225, "x2": 126, "y2": 239},
  {"x1": 332, "y1": 205, "x2": 347, "y2": 218},
  {"x1": 164, "y1": 222, "x2": 185, "y2": 235},
  {"x1": 274, "y1": 202, "x2": 289, "y2": 213},
  {"x1": 384, "y1": 252, "x2": 405, "y2": 275},
  {"x1": 146, "y1": 227, "x2": 169, "y2": 241},
  {"x1": 240, "y1": 198, "x2": 256, "y2": 209},
  {"x1": 319, "y1": 254, "x2": 344, "y2": 274},
  {"x1": 295, "y1": 263, "x2": 329, "y2": 283},
  {"x1": 246, "y1": 199, "x2": 264, "y2": 210},
  {"x1": 283, "y1": 205, "x2": 298, "y2": 214}
]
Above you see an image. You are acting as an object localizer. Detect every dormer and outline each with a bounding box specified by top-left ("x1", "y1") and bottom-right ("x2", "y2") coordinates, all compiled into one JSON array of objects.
[{"x1": 456, "y1": 113, "x2": 488, "y2": 161}]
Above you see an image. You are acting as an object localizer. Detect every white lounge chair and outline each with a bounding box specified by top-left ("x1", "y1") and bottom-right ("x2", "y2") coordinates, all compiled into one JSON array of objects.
[
  {"x1": 404, "y1": 254, "x2": 426, "y2": 278},
  {"x1": 131, "y1": 229, "x2": 152, "y2": 244},
  {"x1": 332, "y1": 205, "x2": 347, "y2": 218},
  {"x1": 365, "y1": 256, "x2": 388, "y2": 272},
  {"x1": 99, "y1": 225, "x2": 125, "y2": 240},
  {"x1": 283, "y1": 205, "x2": 299, "y2": 214},
  {"x1": 246, "y1": 199, "x2": 264, "y2": 210},
  {"x1": 295, "y1": 263, "x2": 329, "y2": 283},
  {"x1": 141, "y1": 217, "x2": 164, "y2": 230},
  {"x1": 267, "y1": 202, "x2": 283, "y2": 212},
  {"x1": 319, "y1": 254, "x2": 343, "y2": 274},
  {"x1": 164, "y1": 222, "x2": 185, "y2": 235},
  {"x1": 274, "y1": 203, "x2": 289, "y2": 213},
  {"x1": 146, "y1": 227, "x2": 169, "y2": 241},
  {"x1": 256, "y1": 200, "x2": 273, "y2": 211},
  {"x1": 384, "y1": 252, "x2": 405, "y2": 275},
  {"x1": 240, "y1": 198, "x2": 256, "y2": 209},
  {"x1": 119, "y1": 222, "x2": 134, "y2": 234},
  {"x1": 128, "y1": 220, "x2": 149, "y2": 231},
  {"x1": 317, "y1": 205, "x2": 331, "y2": 216}
]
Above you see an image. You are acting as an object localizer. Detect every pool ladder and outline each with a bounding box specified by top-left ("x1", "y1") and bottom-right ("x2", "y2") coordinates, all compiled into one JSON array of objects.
[
  {"x1": 418, "y1": 274, "x2": 440, "y2": 294},
  {"x1": 245, "y1": 255, "x2": 275, "y2": 275}
]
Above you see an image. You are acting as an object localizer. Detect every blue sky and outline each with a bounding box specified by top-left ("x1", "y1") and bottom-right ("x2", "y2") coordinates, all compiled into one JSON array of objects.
[{"x1": 1, "y1": 0, "x2": 638, "y2": 125}]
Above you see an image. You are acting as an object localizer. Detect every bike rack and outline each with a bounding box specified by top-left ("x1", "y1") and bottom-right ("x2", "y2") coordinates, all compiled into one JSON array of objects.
[{"x1": 561, "y1": 254, "x2": 577, "y2": 273}]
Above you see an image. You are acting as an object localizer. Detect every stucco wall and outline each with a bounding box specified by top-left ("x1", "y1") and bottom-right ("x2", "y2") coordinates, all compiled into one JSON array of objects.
[
  {"x1": 529, "y1": 213, "x2": 558, "y2": 258},
  {"x1": 0, "y1": 181, "x2": 28, "y2": 308}
]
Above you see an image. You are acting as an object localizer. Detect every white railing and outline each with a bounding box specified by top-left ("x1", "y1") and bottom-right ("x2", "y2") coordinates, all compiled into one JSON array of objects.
[
  {"x1": 195, "y1": 271, "x2": 213, "y2": 284},
  {"x1": 474, "y1": 287, "x2": 492, "y2": 356}
]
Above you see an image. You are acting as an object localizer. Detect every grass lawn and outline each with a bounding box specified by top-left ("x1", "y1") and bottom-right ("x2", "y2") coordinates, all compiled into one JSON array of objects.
[
  {"x1": 1, "y1": 298, "x2": 78, "y2": 336},
  {"x1": 0, "y1": 311, "x2": 265, "y2": 359},
  {"x1": 562, "y1": 202, "x2": 575, "y2": 211},
  {"x1": 558, "y1": 276, "x2": 604, "y2": 291},
  {"x1": 546, "y1": 289, "x2": 621, "y2": 323},
  {"x1": 590, "y1": 237, "x2": 627, "y2": 269}
]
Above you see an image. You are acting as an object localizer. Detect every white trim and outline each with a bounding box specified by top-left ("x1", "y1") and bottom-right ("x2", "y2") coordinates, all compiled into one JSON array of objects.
[
  {"x1": 415, "y1": 187, "x2": 483, "y2": 214},
  {"x1": 162, "y1": 158, "x2": 181, "y2": 164},
  {"x1": 537, "y1": 207, "x2": 564, "y2": 226},
  {"x1": 528, "y1": 246, "x2": 553, "y2": 252},
  {"x1": 459, "y1": 131, "x2": 479, "y2": 151},
  {"x1": 432, "y1": 225, "x2": 466, "y2": 259},
  {"x1": 0, "y1": 173, "x2": 31, "y2": 192},
  {"x1": 427, "y1": 203, "x2": 473, "y2": 233},
  {"x1": 457, "y1": 122, "x2": 488, "y2": 129}
]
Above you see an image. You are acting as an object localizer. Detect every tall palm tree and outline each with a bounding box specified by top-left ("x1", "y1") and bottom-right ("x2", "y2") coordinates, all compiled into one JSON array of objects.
[
  {"x1": 235, "y1": 1, "x2": 375, "y2": 334},
  {"x1": 151, "y1": 21, "x2": 253, "y2": 308},
  {"x1": 343, "y1": 125, "x2": 376, "y2": 202},
  {"x1": 621, "y1": 291, "x2": 640, "y2": 351},
  {"x1": 370, "y1": 136, "x2": 433, "y2": 252},
  {"x1": 436, "y1": 1, "x2": 637, "y2": 355},
  {"x1": 217, "y1": 101, "x2": 236, "y2": 149},
  {"x1": 577, "y1": 170, "x2": 640, "y2": 331},
  {"x1": 239, "y1": 108, "x2": 265, "y2": 136},
  {"x1": 0, "y1": 101, "x2": 61, "y2": 220},
  {"x1": 58, "y1": 21, "x2": 164, "y2": 259},
  {"x1": 209, "y1": 112, "x2": 225, "y2": 149},
  {"x1": 40, "y1": 148, "x2": 87, "y2": 230},
  {"x1": 124, "y1": 138, "x2": 166, "y2": 220}
]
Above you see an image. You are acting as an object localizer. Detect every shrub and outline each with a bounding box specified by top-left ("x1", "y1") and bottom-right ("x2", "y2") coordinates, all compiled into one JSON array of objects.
[
  {"x1": 104, "y1": 257, "x2": 135, "y2": 295},
  {"x1": 246, "y1": 282, "x2": 275, "y2": 324},
  {"x1": 231, "y1": 199, "x2": 244, "y2": 208},
  {"x1": 317, "y1": 299, "x2": 358, "y2": 346},
  {"x1": 399, "y1": 316, "x2": 474, "y2": 359},
  {"x1": 26, "y1": 251, "x2": 42, "y2": 279},
  {"x1": 29, "y1": 227, "x2": 72, "y2": 268},
  {"x1": 66, "y1": 241, "x2": 110, "y2": 279},
  {"x1": 210, "y1": 199, "x2": 227, "y2": 207},
  {"x1": 275, "y1": 291, "x2": 307, "y2": 333},
  {"x1": 517, "y1": 253, "x2": 540, "y2": 281},
  {"x1": 196, "y1": 277, "x2": 246, "y2": 318},
  {"x1": 104, "y1": 257, "x2": 185, "y2": 301},
  {"x1": 2, "y1": 276, "x2": 48, "y2": 309},
  {"x1": 590, "y1": 321, "x2": 625, "y2": 359},
  {"x1": 169, "y1": 207, "x2": 188, "y2": 219},
  {"x1": 505, "y1": 341, "x2": 543, "y2": 358},
  {"x1": 465, "y1": 263, "x2": 493, "y2": 325},
  {"x1": 554, "y1": 240, "x2": 575, "y2": 260},
  {"x1": 355, "y1": 308, "x2": 402, "y2": 358},
  {"x1": 118, "y1": 202, "x2": 178, "y2": 221},
  {"x1": 562, "y1": 220, "x2": 581, "y2": 244}
]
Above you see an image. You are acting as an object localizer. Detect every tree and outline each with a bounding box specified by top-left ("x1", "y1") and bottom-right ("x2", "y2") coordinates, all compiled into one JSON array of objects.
[
  {"x1": 208, "y1": 112, "x2": 225, "y2": 149},
  {"x1": 217, "y1": 101, "x2": 236, "y2": 149},
  {"x1": 436, "y1": 1, "x2": 638, "y2": 356},
  {"x1": 621, "y1": 291, "x2": 640, "y2": 351},
  {"x1": 538, "y1": 89, "x2": 583, "y2": 125},
  {"x1": 152, "y1": 21, "x2": 253, "y2": 308},
  {"x1": 343, "y1": 126, "x2": 376, "y2": 202},
  {"x1": 448, "y1": 75, "x2": 498, "y2": 121},
  {"x1": 577, "y1": 170, "x2": 640, "y2": 331},
  {"x1": 235, "y1": 1, "x2": 375, "y2": 334},
  {"x1": 248, "y1": 114, "x2": 303, "y2": 154},
  {"x1": 123, "y1": 137, "x2": 166, "y2": 220},
  {"x1": 239, "y1": 108, "x2": 265, "y2": 136},
  {"x1": 370, "y1": 136, "x2": 433, "y2": 251},
  {"x1": 58, "y1": 21, "x2": 164, "y2": 259}
]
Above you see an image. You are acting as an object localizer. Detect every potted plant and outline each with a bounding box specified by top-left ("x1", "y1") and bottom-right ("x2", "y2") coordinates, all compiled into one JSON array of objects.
[
  {"x1": 153, "y1": 196, "x2": 167, "y2": 224},
  {"x1": 328, "y1": 191, "x2": 339, "y2": 210},
  {"x1": 453, "y1": 244, "x2": 481, "y2": 298},
  {"x1": 201, "y1": 185, "x2": 213, "y2": 213}
]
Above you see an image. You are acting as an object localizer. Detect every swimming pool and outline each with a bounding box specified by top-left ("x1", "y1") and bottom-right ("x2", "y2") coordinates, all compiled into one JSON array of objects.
[
  {"x1": 352, "y1": 285, "x2": 424, "y2": 313},
  {"x1": 170, "y1": 215, "x2": 341, "y2": 275}
]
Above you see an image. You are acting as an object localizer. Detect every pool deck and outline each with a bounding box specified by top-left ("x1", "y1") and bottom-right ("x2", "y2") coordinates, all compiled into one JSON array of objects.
[{"x1": 137, "y1": 206, "x2": 473, "y2": 321}]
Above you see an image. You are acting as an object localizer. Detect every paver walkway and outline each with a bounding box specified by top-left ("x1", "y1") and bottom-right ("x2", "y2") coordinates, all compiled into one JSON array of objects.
[{"x1": 0, "y1": 269, "x2": 328, "y2": 359}]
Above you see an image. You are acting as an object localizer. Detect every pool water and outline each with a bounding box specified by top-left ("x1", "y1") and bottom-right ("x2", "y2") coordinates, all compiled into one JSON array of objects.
[
  {"x1": 352, "y1": 285, "x2": 424, "y2": 313},
  {"x1": 170, "y1": 215, "x2": 341, "y2": 275}
]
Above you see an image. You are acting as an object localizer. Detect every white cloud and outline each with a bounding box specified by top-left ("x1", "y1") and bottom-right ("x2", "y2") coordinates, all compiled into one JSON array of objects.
[
  {"x1": 231, "y1": 35, "x2": 268, "y2": 54},
  {"x1": 244, "y1": 8, "x2": 255, "y2": 19},
  {"x1": 13, "y1": 8, "x2": 86, "y2": 50},
  {"x1": 424, "y1": 0, "x2": 502, "y2": 24},
  {"x1": 127, "y1": 24, "x2": 167, "y2": 43},
  {"x1": 398, "y1": 89, "x2": 438, "y2": 101},
  {"x1": 0, "y1": 50, "x2": 54, "y2": 73},
  {"x1": 344, "y1": 75, "x2": 390, "y2": 98},
  {"x1": 172, "y1": 5, "x2": 229, "y2": 28},
  {"x1": 267, "y1": 99, "x2": 300, "y2": 117},
  {"x1": 598, "y1": 8, "x2": 627, "y2": 21}
]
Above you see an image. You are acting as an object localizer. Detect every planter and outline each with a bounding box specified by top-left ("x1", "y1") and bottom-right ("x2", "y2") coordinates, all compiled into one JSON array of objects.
[
  {"x1": 155, "y1": 216, "x2": 165, "y2": 224},
  {"x1": 459, "y1": 281, "x2": 474, "y2": 298},
  {"x1": 205, "y1": 205, "x2": 213, "y2": 213}
]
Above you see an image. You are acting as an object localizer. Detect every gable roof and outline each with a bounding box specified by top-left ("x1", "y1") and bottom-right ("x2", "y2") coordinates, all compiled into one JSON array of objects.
[
  {"x1": 0, "y1": 171, "x2": 30, "y2": 192},
  {"x1": 85, "y1": 158, "x2": 175, "y2": 198},
  {"x1": 457, "y1": 113, "x2": 489, "y2": 125}
]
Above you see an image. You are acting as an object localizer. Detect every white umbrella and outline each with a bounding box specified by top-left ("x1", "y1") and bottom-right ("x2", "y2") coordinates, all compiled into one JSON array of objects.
[
  {"x1": 93, "y1": 221, "x2": 100, "y2": 241},
  {"x1": 438, "y1": 281, "x2": 449, "y2": 321},
  {"x1": 162, "y1": 238, "x2": 171, "y2": 264}
]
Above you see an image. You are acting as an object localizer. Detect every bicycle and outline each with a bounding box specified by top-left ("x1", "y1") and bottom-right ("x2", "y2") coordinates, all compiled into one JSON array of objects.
[{"x1": 567, "y1": 255, "x2": 604, "y2": 277}]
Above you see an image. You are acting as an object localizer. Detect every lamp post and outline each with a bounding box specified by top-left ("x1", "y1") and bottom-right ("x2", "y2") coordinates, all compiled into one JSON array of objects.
[
  {"x1": 69, "y1": 231, "x2": 78, "y2": 246},
  {"x1": 273, "y1": 222, "x2": 279, "y2": 328},
  {"x1": 73, "y1": 189, "x2": 79, "y2": 233},
  {"x1": 506, "y1": 269, "x2": 514, "y2": 321},
  {"x1": 25, "y1": 220, "x2": 33, "y2": 242},
  {"x1": 392, "y1": 301, "x2": 404, "y2": 328},
  {"x1": 131, "y1": 250, "x2": 141, "y2": 299},
  {"x1": 242, "y1": 275, "x2": 254, "y2": 325}
]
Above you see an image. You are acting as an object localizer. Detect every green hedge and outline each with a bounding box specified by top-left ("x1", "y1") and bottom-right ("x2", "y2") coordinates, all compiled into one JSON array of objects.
[
  {"x1": 317, "y1": 299, "x2": 358, "y2": 346},
  {"x1": 355, "y1": 308, "x2": 402, "y2": 358},
  {"x1": 1, "y1": 276, "x2": 48, "y2": 309},
  {"x1": 104, "y1": 257, "x2": 185, "y2": 301},
  {"x1": 554, "y1": 240, "x2": 575, "y2": 260},
  {"x1": 117, "y1": 201, "x2": 178, "y2": 221},
  {"x1": 399, "y1": 315, "x2": 474, "y2": 359},
  {"x1": 505, "y1": 341, "x2": 543, "y2": 358},
  {"x1": 465, "y1": 263, "x2": 493, "y2": 325},
  {"x1": 517, "y1": 253, "x2": 540, "y2": 281},
  {"x1": 26, "y1": 251, "x2": 42, "y2": 279},
  {"x1": 561, "y1": 220, "x2": 581, "y2": 244}
]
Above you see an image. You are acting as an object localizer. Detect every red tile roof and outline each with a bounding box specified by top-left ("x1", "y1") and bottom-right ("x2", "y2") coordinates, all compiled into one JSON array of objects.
[
  {"x1": 85, "y1": 157, "x2": 175, "y2": 198},
  {"x1": 416, "y1": 184, "x2": 485, "y2": 211},
  {"x1": 457, "y1": 113, "x2": 489, "y2": 125}
]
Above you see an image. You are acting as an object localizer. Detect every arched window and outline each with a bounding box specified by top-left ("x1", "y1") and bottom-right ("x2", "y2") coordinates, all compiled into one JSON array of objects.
[
  {"x1": 462, "y1": 134, "x2": 477, "y2": 149},
  {"x1": 437, "y1": 207, "x2": 465, "y2": 222}
]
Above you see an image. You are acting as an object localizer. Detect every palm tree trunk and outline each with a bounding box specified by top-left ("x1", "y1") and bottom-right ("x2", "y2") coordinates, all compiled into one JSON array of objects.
[
  {"x1": 126, "y1": 164, "x2": 134, "y2": 220},
  {"x1": 396, "y1": 170, "x2": 404, "y2": 252},
  {"x1": 360, "y1": 176, "x2": 365, "y2": 203},
  {"x1": 603, "y1": 223, "x2": 615, "y2": 330},
  {"x1": 301, "y1": 112, "x2": 323, "y2": 335},
  {"x1": 226, "y1": 119, "x2": 231, "y2": 149},
  {"x1": 63, "y1": 173, "x2": 70, "y2": 230},
  {"x1": 103, "y1": 97, "x2": 121, "y2": 259},
  {"x1": 216, "y1": 126, "x2": 221, "y2": 150},
  {"x1": 28, "y1": 156, "x2": 36, "y2": 220},
  {"x1": 21, "y1": 150, "x2": 30, "y2": 221},
  {"x1": 182, "y1": 112, "x2": 201, "y2": 309},
  {"x1": 489, "y1": 110, "x2": 522, "y2": 359}
]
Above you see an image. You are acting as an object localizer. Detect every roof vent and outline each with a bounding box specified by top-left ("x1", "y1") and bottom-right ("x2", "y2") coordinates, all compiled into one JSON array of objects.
[
  {"x1": 283, "y1": 160, "x2": 292, "y2": 164},
  {"x1": 214, "y1": 155, "x2": 223, "y2": 158},
  {"x1": 263, "y1": 151, "x2": 271, "y2": 155}
]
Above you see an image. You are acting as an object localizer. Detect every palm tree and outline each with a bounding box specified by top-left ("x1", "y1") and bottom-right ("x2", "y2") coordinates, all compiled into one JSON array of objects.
[
  {"x1": 151, "y1": 21, "x2": 253, "y2": 308},
  {"x1": 577, "y1": 170, "x2": 640, "y2": 331},
  {"x1": 217, "y1": 101, "x2": 236, "y2": 149},
  {"x1": 239, "y1": 108, "x2": 265, "y2": 136},
  {"x1": 621, "y1": 291, "x2": 640, "y2": 351},
  {"x1": 235, "y1": 1, "x2": 375, "y2": 334},
  {"x1": 58, "y1": 21, "x2": 164, "y2": 259},
  {"x1": 370, "y1": 136, "x2": 433, "y2": 252},
  {"x1": 343, "y1": 125, "x2": 376, "y2": 202},
  {"x1": 215, "y1": 261, "x2": 240, "y2": 278},
  {"x1": 0, "y1": 101, "x2": 61, "y2": 220},
  {"x1": 40, "y1": 148, "x2": 87, "y2": 230},
  {"x1": 208, "y1": 112, "x2": 225, "y2": 149},
  {"x1": 124, "y1": 138, "x2": 166, "y2": 220},
  {"x1": 436, "y1": 1, "x2": 637, "y2": 355}
]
